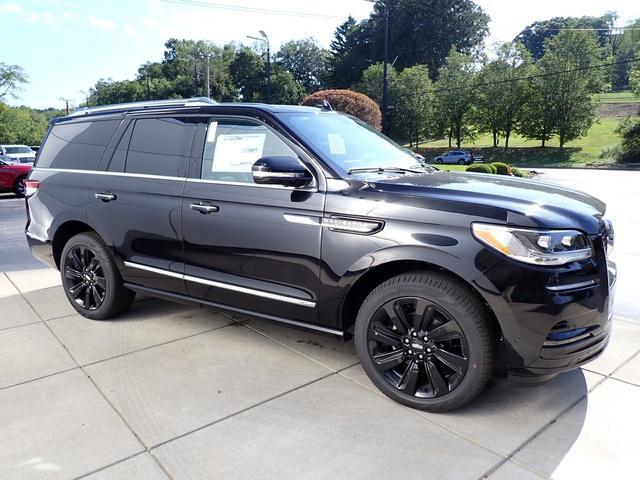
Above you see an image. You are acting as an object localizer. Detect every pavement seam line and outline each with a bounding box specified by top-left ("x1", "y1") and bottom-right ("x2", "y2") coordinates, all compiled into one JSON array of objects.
[
  {"x1": 149, "y1": 371, "x2": 339, "y2": 451},
  {"x1": 71, "y1": 451, "x2": 149, "y2": 480},
  {"x1": 0, "y1": 366, "x2": 81, "y2": 392},
  {"x1": 0, "y1": 319, "x2": 45, "y2": 333},
  {"x1": 6, "y1": 274, "x2": 177, "y2": 480}
]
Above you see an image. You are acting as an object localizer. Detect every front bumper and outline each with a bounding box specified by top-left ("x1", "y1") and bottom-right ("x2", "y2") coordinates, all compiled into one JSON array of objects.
[{"x1": 473, "y1": 232, "x2": 616, "y2": 378}]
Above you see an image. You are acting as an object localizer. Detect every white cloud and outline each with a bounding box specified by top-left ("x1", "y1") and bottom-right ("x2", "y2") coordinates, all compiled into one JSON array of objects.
[
  {"x1": 41, "y1": 12, "x2": 55, "y2": 25},
  {"x1": 89, "y1": 15, "x2": 117, "y2": 31},
  {"x1": 124, "y1": 24, "x2": 136, "y2": 37},
  {"x1": 0, "y1": 2, "x2": 22, "y2": 14}
]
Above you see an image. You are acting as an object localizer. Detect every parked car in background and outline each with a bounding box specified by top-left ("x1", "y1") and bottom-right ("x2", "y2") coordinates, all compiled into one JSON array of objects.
[
  {"x1": 0, "y1": 156, "x2": 31, "y2": 196},
  {"x1": 30, "y1": 146, "x2": 41, "y2": 153},
  {"x1": 434, "y1": 151, "x2": 473, "y2": 165},
  {"x1": 0, "y1": 144, "x2": 37, "y2": 164}
]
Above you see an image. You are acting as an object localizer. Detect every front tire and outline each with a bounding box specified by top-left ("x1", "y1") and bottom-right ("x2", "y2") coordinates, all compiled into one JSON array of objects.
[
  {"x1": 457, "y1": 159, "x2": 465, "y2": 165},
  {"x1": 435, "y1": 158, "x2": 443, "y2": 164},
  {"x1": 354, "y1": 272, "x2": 494, "y2": 412},
  {"x1": 60, "y1": 232, "x2": 135, "y2": 320}
]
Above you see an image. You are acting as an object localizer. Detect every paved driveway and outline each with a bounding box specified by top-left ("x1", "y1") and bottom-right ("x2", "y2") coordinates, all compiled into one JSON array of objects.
[{"x1": 1, "y1": 169, "x2": 638, "y2": 480}]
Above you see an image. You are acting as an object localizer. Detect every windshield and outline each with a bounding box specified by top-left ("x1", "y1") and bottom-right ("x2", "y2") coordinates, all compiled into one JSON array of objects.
[
  {"x1": 280, "y1": 112, "x2": 420, "y2": 176},
  {"x1": 4, "y1": 146, "x2": 33, "y2": 154}
]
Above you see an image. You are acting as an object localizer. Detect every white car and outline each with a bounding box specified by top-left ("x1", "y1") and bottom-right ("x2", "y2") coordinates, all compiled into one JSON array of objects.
[
  {"x1": 0, "y1": 145, "x2": 37, "y2": 164},
  {"x1": 433, "y1": 151, "x2": 473, "y2": 165}
]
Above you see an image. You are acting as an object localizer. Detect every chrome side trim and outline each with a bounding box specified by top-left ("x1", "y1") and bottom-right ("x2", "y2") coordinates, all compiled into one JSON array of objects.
[
  {"x1": 123, "y1": 261, "x2": 183, "y2": 280},
  {"x1": 283, "y1": 214, "x2": 321, "y2": 226},
  {"x1": 282, "y1": 214, "x2": 383, "y2": 233},
  {"x1": 185, "y1": 177, "x2": 318, "y2": 192},
  {"x1": 32, "y1": 167, "x2": 185, "y2": 182},
  {"x1": 123, "y1": 261, "x2": 316, "y2": 308},
  {"x1": 546, "y1": 280, "x2": 598, "y2": 292}
]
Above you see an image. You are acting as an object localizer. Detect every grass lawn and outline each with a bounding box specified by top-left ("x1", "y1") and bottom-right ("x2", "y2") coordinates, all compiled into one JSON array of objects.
[
  {"x1": 417, "y1": 118, "x2": 629, "y2": 167},
  {"x1": 597, "y1": 90, "x2": 640, "y2": 104}
]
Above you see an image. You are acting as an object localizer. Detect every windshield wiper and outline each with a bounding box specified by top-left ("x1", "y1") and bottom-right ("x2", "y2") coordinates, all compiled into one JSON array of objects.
[{"x1": 348, "y1": 166, "x2": 425, "y2": 175}]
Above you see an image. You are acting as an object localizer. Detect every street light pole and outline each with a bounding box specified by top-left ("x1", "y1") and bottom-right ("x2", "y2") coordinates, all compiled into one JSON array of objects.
[
  {"x1": 58, "y1": 97, "x2": 70, "y2": 115},
  {"x1": 205, "y1": 53, "x2": 211, "y2": 99},
  {"x1": 381, "y1": 0, "x2": 390, "y2": 134},
  {"x1": 247, "y1": 31, "x2": 271, "y2": 103}
]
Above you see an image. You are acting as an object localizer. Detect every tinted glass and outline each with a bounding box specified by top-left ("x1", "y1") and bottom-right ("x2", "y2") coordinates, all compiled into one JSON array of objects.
[
  {"x1": 125, "y1": 117, "x2": 194, "y2": 176},
  {"x1": 107, "y1": 121, "x2": 134, "y2": 172},
  {"x1": 5, "y1": 146, "x2": 33, "y2": 154},
  {"x1": 201, "y1": 118, "x2": 296, "y2": 183},
  {"x1": 36, "y1": 120, "x2": 119, "y2": 170},
  {"x1": 279, "y1": 112, "x2": 417, "y2": 175}
]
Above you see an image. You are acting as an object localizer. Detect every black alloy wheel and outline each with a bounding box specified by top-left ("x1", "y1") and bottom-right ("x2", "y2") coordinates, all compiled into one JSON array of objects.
[
  {"x1": 355, "y1": 272, "x2": 494, "y2": 412},
  {"x1": 64, "y1": 246, "x2": 107, "y2": 311},
  {"x1": 60, "y1": 232, "x2": 135, "y2": 319},
  {"x1": 368, "y1": 297, "x2": 469, "y2": 398}
]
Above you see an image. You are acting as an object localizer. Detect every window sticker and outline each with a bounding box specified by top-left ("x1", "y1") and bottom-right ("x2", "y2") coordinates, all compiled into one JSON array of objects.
[
  {"x1": 327, "y1": 133, "x2": 346, "y2": 155},
  {"x1": 212, "y1": 133, "x2": 266, "y2": 173}
]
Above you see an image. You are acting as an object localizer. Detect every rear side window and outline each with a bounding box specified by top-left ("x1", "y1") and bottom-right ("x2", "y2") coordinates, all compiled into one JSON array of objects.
[
  {"x1": 124, "y1": 117, "x2": 194, "y2": 176},
  {"x1": 36, "y1": 120, "x2": 119, "y2": 170}
]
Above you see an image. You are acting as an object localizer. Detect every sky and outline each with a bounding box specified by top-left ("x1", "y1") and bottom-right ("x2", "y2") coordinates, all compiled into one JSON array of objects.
[{"x1": 1, "y1": 0, "x2": 639, "y2": 109}]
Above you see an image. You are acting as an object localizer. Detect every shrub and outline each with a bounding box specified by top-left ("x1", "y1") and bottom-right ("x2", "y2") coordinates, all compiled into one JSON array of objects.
[
  {"x1": 490, "y1": 162, "x2": 509, "y2": 175},
  {"x1": 615, "y1": 118, "x2": 640, "y2": 164},
  {"x1": 512, "y1": 168, "x2": 526, "y2": 177},
  {"x1": 301, "y1": 89, "x2": 382, "y2": 130},
  {"x1": 466, "y1": 164, "x2": 493, "y2": 174},
  {"x1": 487, "y1": 164, "x2": 498, "y2": 174}
]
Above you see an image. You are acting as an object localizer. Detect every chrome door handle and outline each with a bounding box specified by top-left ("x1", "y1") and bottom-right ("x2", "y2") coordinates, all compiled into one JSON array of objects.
[
  {"x1": 190, "y1": 203, "x2": 219, "y2": 214},
  {"x1": 95, "y1": 193, "x2": 116, "y2": 202}
]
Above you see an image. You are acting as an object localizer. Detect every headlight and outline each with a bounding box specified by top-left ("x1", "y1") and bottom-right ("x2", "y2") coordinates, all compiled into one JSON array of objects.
[{"x1": 472, "y1": 223, "x2": 592, "y2": 266}]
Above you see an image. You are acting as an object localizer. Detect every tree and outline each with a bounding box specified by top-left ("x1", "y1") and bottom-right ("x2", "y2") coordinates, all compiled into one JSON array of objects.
[
  {"x1": 392, "y1": 65, "x2": 434, "y2": 146},
  {"x1": 614, "y1": 117, "x2": 640, "y2": 163},
  {"x1": 327, "y1": 16, "x2": 373, "y2": 88},
  {"x1": 327, "y1": 1, "x2": 489, "y2": 87},
  {"x1": 631, "y1": 68, "x2": 640, "y2": 97},
  {"x1": 354, "y1": 62, "x2": 398, "y2": 104},
  {"x1": 0, "y1": 63, "x2": 27, "y2": 100},
  {"x1": 611, "y1": 20, "x2": 640, "y2": 89},
  {"x1": 301, "y1": 90, "x2": 382, "y2": 130},
  {"x1": 434, "y1": 49, "x2": 477, "y2": 148},
  {"x1": 269, "y1": 69, "x2": 305, "y2": 105},
  {"x1": 275, "y1": 38, "x2": 329, "y2": 94},
  {"x1": 229, "y1": 47, "x2": 265, "y2": 101},
  {"x1": 520, "y1": 30, "x2": 605, "y2": 148},
  {"x1": 0, "y1": 104, "x2": 48, "y2": 144},
  {"x1": 475, "y1": 43, "x2": 534, "y2": 148},
  {"x1": 515, "y1": 14, "x2": 616, "y2": 60}
]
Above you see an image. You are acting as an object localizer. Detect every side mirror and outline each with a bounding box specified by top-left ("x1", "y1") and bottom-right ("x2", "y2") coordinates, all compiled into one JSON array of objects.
[{"x1": 252, "y1": 156, "x2": 313, "y2": 188}]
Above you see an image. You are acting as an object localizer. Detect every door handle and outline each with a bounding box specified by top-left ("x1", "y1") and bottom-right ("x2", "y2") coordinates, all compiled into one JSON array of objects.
[
  {"x1": 95, "y1": 193, "x2": 116, "y2": 202},
  {"x1": 190, "y1": 203, "x2": 219, "y2": 214}
]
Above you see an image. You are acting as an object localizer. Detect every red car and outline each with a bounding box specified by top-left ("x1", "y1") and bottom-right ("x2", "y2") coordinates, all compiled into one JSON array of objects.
[{"x1": 0, "y1": 156, "x2": 32, "y2": 197}]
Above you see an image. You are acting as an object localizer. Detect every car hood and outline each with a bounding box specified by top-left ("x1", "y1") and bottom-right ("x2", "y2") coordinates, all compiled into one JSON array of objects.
[{"x1": 364, "y1": 171, "x2": 606, "y2": 234}]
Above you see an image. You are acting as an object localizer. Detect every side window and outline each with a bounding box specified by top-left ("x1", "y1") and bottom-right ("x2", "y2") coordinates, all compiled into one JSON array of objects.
[
  {"x1": 201, "y1": 118, "x2": 297, "y2": 183},
  {"x1": 125, "y1": 117, "x2": 195, "y2": 176},
  {"x1": 36, "y1": 120, "x2": 119, "y2": 170},
  {"x1": 107, "y1": 121, "x2": 134, "y2": 172}
]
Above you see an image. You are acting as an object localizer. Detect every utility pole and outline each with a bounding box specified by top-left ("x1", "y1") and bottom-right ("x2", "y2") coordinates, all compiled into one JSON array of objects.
[
  {"x1": 366, "y1": 0, "x2": 391, "y2": 134},
  {"x1": 205, "y1": 53, "x2": 211, "y2": 98}
]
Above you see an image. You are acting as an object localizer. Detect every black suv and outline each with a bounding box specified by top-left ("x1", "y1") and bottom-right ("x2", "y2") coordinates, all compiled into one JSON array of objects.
[{"x1": 25, "y1": 98, "x2": 616, "y2": 411}]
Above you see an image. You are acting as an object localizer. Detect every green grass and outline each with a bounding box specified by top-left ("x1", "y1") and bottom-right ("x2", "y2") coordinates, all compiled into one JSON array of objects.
[
  {"x1": 597, "y1": 90, "x2": 640, "y2": 104},
  {"x1": 417, "y1": 118, "x2": 629, "y2": 167}
]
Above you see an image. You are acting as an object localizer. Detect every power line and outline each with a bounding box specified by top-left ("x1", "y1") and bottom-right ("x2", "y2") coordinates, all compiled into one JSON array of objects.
[
  {"x1": 160, "y1": 0, "x2": 345, "y2": 19},
  {"x1": 433, "y1": 57, "x2": 640, "y2": 94}
]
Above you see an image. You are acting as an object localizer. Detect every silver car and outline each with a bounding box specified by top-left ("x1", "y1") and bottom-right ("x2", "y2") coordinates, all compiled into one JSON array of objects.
[
  {"x1": 0, "y1": 144, "x2": 37, "y2": 164},
  {"x1": 434, "y1": 151, "x2": 472, "y2": 165}
]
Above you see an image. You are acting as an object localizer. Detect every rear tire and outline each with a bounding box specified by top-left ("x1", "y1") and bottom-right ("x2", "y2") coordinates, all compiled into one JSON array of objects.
[
  {"x1": 435, "y1": 158, "x2": 443, "y2": 164},
  {"x1": 13, "y1": 176, "x2": 26, "y2": 197},
  {"x1": 457, "y1": 159, "x2": 465, "y2": 165},
  {"x1": 354, "y1": 271, "x2": 494, "y2": 412},
  {"x1": 60, "y1": 232, "x2": 135, "y2": 320}
]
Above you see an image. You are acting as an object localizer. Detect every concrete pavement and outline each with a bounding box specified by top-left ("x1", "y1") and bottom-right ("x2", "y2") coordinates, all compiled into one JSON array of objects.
[{"x1": 0, "y1": 169, "x2": 638, "y2": 479}]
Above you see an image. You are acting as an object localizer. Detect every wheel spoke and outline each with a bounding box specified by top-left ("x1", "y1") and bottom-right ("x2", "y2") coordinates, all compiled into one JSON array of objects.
[
  {"x1": 65, "y1": 267, "x2": 84, "y2": 281},
  {"x1": 384, "y1": 302, "x2": 410, "y2": 334},
  {"x1": 413, "y1": 299, "x2": 434, "y2": 332},
  {"x1": 428, "y1": 320, "x2": 463, "y2": 342},
  {"x1": 87, "y1": 257, "x2": 100, "y2": 273},
  {"x1": 369, "y1": 323, "x2": 402, "y2": 347},
  {"x1": 94, "y1": 275, "x2": 106, "y2": 290},
  {"x1": 433, "y1": 349, "x2": 467, "y2": 374},
  {"x1": 425, "y1": 360, "x2": 449, "y2": 396},
  {"x1": 81, "y1": 247, "x2": 91, "y2": 269},
  {"x1": 91, "y1": 285, "x2": 103, "y2": 304},
  {"x1": 69, "y1": 249, "x2": 83, "y2": 271},
  {"x1": 397, "y1": 361, "x2": 420, "y2": 395},
  {"x1": 69, "y1": 282, "x2": 86, "y2": 299},
  {"x1": 83, "y1": 284, "x2": 92, "y2": 308},
  {"x1": 373, "y1": 350, "x2": 406, "y2": 371}
]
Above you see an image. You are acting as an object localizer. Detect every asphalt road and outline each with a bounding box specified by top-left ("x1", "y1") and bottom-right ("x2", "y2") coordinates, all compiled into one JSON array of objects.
[{"x1": 0, "y1": 193, "x2": 42, "y2": 272}]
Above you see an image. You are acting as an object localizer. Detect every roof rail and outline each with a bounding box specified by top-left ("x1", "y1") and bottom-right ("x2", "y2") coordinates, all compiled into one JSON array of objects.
[{"x1": 67, "y1": 97, "x2": 218, "y2": 117}]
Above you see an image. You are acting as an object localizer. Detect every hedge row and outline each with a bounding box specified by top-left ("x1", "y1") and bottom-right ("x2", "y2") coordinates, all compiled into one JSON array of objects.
[{"x1": 466, "y1": 162, "x2": 524, "y2": 177}]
